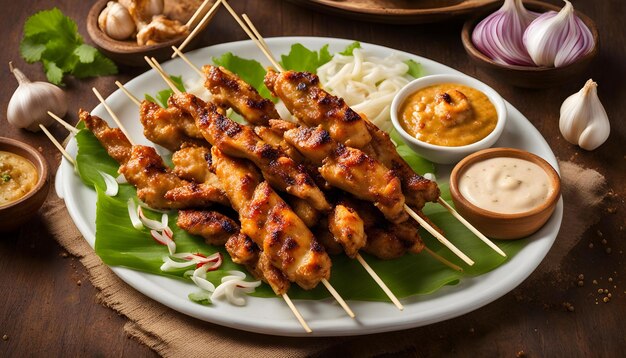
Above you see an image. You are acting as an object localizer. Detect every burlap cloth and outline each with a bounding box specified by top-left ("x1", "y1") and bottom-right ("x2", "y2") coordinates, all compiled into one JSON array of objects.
[{"x1": 41, "y1": 160, "x2": 606, "y2": 357}]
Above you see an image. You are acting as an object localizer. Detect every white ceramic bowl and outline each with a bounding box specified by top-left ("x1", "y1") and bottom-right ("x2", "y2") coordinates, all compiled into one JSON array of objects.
[{"x1": 390, "y1": 74, "x2": 507, "y2": 164}]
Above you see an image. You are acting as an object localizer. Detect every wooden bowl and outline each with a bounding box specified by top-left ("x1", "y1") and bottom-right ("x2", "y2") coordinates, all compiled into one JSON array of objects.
[
  {"x1": 87, "y1": 0, "x2": 201, "y2": 67},
  {"x1": 449, "y1": 148, "x2": 560, "y2": 240},
  {"x1": 461, "y1": 0, "x2": 599, "y2": 88},
  {"x1": 0, "y1": 137, "x2": 50, "y2": 232}
]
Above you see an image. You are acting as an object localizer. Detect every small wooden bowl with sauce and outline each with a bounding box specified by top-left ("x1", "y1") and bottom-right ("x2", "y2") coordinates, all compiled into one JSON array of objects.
[
  {"x1": 0, "y1": 137, "x2": 50, "y2": 232},
  {"x1": 449, "y1": 148, "x2": 560, "y2": 240}
]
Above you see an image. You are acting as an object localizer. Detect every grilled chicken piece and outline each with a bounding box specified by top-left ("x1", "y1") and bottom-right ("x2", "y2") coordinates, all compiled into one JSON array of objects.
[
  {"x1": 350, "y1": 198, "x2": 424, "y2": 259},
  {"x1": 79, "y1": 108, "x2": 132, "y2": 163},
  {"x1": 171, "y1": 145, "x2": 213, "y2": 183},
  {"x1": 136, "y1": 15, "x2": 188, "y2": 46},
  {"x1": 254, "y1": 126, "x2": 304, "y2": 163},
  {"x1": 362, "y1": 121, "x2": 440, "y2": 209},
  {"x1": 176, "y1": 210, "x2": 239, "y2": 246},
  {"x1": 139, "y1": 100, "x2": 205, "y2": 152},
  {"x1": 225, "y1": 233, "x2": 290, "y2": 295},
  {"x1": 203, "y1": 65, "x2": 279, "y2": 126},
  {"x1": 81, "y1": 110, "x2": 225, "y2": 209},
  {"x1": 284, "y1": 125, "x2": 407, "y2": 223},
  {"x1": 313, "y1": 219, "x2": 344, "y2": 255},
  {"x1": 284, "y1": 194, "x2": 320, "y2": 228},
  {"x1": 264, "y1": 69, "x2": 371, "y2": 148},
  {"x1": 328, "y1": 204, "x2": 366, "y2": 258},
  {"x1": 212, "y1": 147, "x2": 331, "y2": 290},
  {"x1": 168, "y1": 93, "x2": 330, "y2": 211}
]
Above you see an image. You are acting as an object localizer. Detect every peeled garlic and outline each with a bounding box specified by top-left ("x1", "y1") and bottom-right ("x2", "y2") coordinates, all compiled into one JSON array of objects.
[
  {"x1": 99, "y1": 1, "x2": 136, "y2": 40},
  {"x1": 559, "y1": 79, "x2": 609, "y2": 151},
  {"x1": 7, "y1": 62, "x2": 67, "y2": 132},
  {"x1": 523, "y1": 0, "x2": 594, "y2": 67}
]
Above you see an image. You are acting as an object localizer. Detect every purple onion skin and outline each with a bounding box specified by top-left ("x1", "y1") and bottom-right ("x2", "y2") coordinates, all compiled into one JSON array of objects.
[
  {"x1": 471, "y1": 1, "x2": 540, "y2": 66},
  {"x1": 523, "y1": 7, "x2": 594, "y2": 67}
]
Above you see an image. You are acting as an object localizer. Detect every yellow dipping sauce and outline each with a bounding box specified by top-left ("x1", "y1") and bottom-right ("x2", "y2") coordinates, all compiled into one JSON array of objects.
[
  {"x1": 458, "y1": 157, "x2": 553, "y2": 214},
  {"x1": 400, "y1": 83, "x2": 498, "y2": 146},
  {"x1": 0, "y1": 151, "x2": 38, "y2": 206}
]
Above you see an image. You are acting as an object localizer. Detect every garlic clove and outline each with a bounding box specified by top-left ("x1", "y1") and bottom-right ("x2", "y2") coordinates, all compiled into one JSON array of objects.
[
  {"x1": 523, "y1": 0, "x2": 594, "y2": 67},
  {"x1": 99, "y1": 1, "x2": 136, "y2": 41},
  {"x1": 559, "y1": 79, "x2": 609, "y2": 151},
  {"x1": 7, "y1": 62, "x2": 68, "y2": 132}
]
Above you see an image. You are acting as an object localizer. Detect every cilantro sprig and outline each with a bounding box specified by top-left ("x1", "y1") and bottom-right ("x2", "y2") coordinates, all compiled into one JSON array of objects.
[{"x1": 19, "y1": 8, "x2": 117, "y2": 85}]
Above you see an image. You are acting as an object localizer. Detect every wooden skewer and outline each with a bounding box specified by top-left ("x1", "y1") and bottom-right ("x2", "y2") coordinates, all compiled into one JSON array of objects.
[
  {"x1": 437, "y1": 197, "x2": 506, "y2": 257},
  {"x1": 186, "y1": 0, "x2": 215, "y2": 29},
  {"x1": 39, "y1": 124, "x2": 76, "y2": 166},
  {"x1": 241, "y1": 14, "x2": 281, "y2": 70},
  {"x1": 171, "y1": 46, "x2": 203, "y2": 77},
  {"x1": 405, "y1": 204, "x2": 474, "y2": 266},
  {"x1": 47, "y1": 112, "x2": 79, "y2": 134},
  {"x1": 321, "y1": 278, "x2": 355, "y2": 318},
  {"x1": 423, "y1": 247, "x2": 463, "y2": 272},
  {"x1": 114, "y1": 81, "x2": 141, "y2": 107},
  {"x1": 145, "y1": 57, "x2": 182, "y2": 95},
  {"x1": 221, "y1": 1, "x2": 283, "y2": 71},
  {"x1": 356, "y1": 254, "x2": 403, "y2": 310},
  {"x1": 282, "y1": 293, "x2": 312, "y2": 333},
  {"x1": 174, "y1": 0, "x2": 223, "y2": 57},
  {"x1": 92, "y1": 88, "x2": 137, "y2": 146}
]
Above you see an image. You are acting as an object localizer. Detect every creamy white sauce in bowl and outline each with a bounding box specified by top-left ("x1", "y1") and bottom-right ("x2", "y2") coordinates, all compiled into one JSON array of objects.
[{"x1": 458, "y1": 157, "x2": 554, "y2": 214}]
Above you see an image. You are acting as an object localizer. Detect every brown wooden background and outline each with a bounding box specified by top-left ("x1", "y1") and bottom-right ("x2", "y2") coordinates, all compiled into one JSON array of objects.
[{"x1": 1, "y1": 0, "x2": 624, "y2": 356}]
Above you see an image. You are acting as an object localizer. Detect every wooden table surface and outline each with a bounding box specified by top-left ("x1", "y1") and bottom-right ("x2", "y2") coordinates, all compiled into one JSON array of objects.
[{"x1": 1, "y1": 0, "x2": 624, "y2": 356}]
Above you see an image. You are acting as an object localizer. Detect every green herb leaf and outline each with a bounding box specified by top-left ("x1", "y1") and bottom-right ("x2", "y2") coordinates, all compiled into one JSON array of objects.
[
  {"x1": 405, "y1": 59, "x2": 424, "y2": 78},
  {"x1": 19, "y1": 38, "x2": 46, "y2": 63},
  {"x1": 144, "y1": 75, "x2": 186, "y2": 108},
  {"x1": 213, "y1": 52, "x2": 274, "y2": 100},
  {"x1": 74, "y1": 44, "x2": 97, "y2": 63},
  {"x1": 1, "y1": 174, "x2": 11, "y2": 182},
  {"x1": 280, "y1": 43, "x2": 332, "y2": 73},
  {"x1": 339, "y1": 41, "x2": 361, "y2": 56},
  {"x1": 43, "y1": 60, "x2": 63, "y2": 85},
  {"x1": 72, "y1": 52, "x2": 118, "y2": 78},
  {"x1": 188, "y1": 291, "x2": 212, "y2": 306},
  {"x1": 20, "y1": 8, "x2": 117, "y2": 85}
]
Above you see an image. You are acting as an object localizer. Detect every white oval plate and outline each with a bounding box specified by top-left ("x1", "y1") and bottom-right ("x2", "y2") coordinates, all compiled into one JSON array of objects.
[{"x1": 56, "y1": 37, "x2": 562, "y2": 337}]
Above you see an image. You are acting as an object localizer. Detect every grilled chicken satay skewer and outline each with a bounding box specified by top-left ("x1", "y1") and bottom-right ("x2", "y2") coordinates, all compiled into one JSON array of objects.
[
  {"x1": 221, "y1": 10, "x2": 503, "y2": 263},
  {"x1": 145, "y1": 58, "x2": 355, "y2": 317},
  {"x1": 164, "y1": 53, "x2": 465, "y2": 274},
  {"x1": 81, "y1": 95, "x2": 315, "y2": 333}
]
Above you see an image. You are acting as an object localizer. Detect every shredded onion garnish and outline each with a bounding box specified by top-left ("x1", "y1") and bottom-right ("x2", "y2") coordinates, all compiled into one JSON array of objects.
[
  {"x1": 127, "y1": 199, "x2": 143, "y2": 229},
  {"x1": 317, "y1": 48, "x2": 412, "y2": 132},
  {"x1": 423, "y1": 173, "x2": 437, "y2": 182},
  {"x1": 160, "y1": 252, "x2": 222, "y2": 272},
  {"x1": 99, "y1": 171, "x2": 119, "y2": 196},
  {"x1": 150, "y1": 229, "x2": 176, "y2": 255},
  {"x1": 138, "y1": 206, "x2": 168, "y2": 231},
  {"x1": 211, "y1": 271, "x2": 261, "y2": 306}
]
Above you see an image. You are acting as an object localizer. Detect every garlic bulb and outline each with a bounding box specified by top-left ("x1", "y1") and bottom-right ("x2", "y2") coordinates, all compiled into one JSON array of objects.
[
  {"x1": 99, "y1": 1, "x2": 136, "y2": 40},
  {"x1": 523, "y1": 0, "x2": 594, "y2": 67},
  {"x1": 7, "y1": 62, "x2": 67, "y2": 132},
  {"x1": 559, "y1": 79, "x2": 609, "y2": 151},
  {"x1": 472, "y1": 0, "x2": 539, "y2": 66}
]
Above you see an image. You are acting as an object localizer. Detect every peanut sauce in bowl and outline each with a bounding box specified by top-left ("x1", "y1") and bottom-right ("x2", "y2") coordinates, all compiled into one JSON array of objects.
[
  {"x1": 391, "y1": 74, "x2": 506, "y2": 164},
  {"x1": 399, "y1": 83, "x2": 498, "y2": 147},
  {"x1": 0, "y1": 151, "x2": 38, "y2": 206}
]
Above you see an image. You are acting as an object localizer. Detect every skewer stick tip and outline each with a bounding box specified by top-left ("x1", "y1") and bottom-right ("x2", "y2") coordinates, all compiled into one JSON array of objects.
[
  {"x1": 355, "y1": 254, "x2": 403, "y2": 310},
  {"x1": 436, "y1": 197, "x2": 507, "y2": 257},
  {"x1": 321, "y1": 278, "x2": 355, "y2": 318},
  {"x1": 282, "y1": 293, "x2": 312, "y2": 333}
]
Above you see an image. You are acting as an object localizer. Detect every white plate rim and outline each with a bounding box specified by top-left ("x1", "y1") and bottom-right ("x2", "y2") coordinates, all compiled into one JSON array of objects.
[{"x1": 56, "y1": 36, "x2": 562, "y2": 337}]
